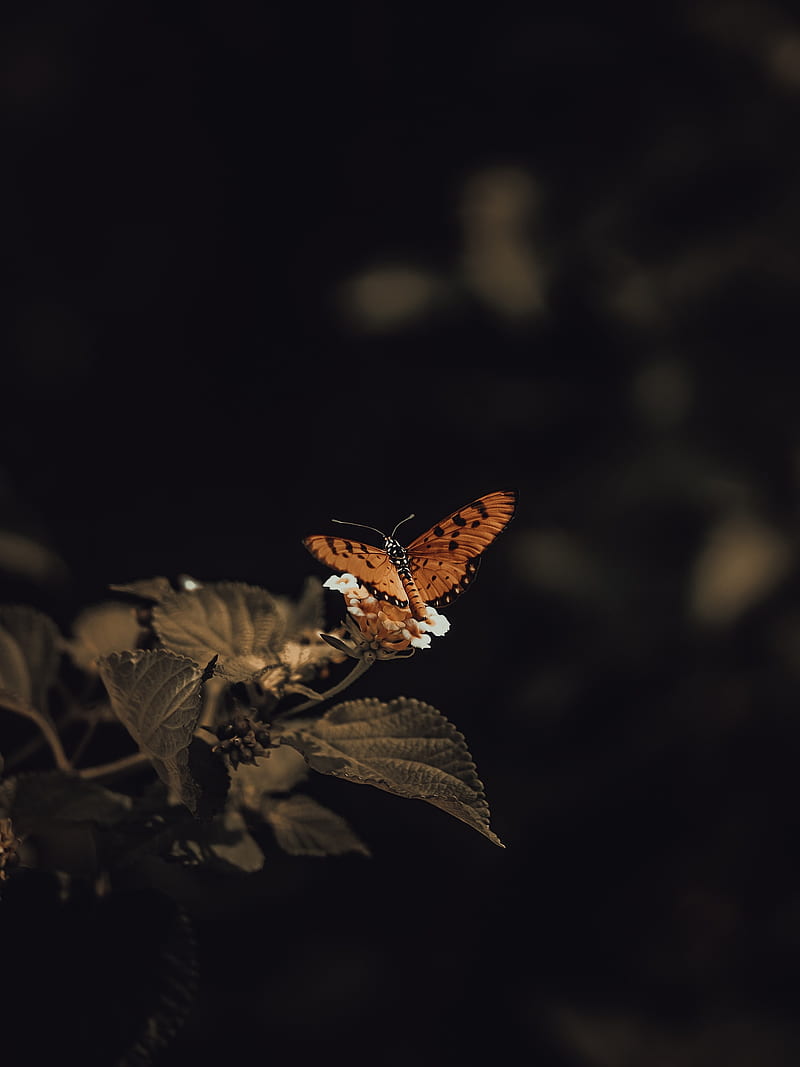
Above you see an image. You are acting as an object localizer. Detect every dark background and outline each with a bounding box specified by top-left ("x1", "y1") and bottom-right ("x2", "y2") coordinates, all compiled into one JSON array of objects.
[{"x1": 4, "y1": 2, "x2": 800, "y2": 1064}]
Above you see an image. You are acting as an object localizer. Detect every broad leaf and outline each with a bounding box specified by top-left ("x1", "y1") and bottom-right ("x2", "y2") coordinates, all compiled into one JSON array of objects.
[
  {"x1": 152, "y1": 582, "x2": 285, "y2": 683},
  {"x1": 98, "y1": 650, "x2": 210, "y2": 813},
  {"x1": 263, "y1": 794, "x2": 370, "y2": 857},
  {"x1": 67, "y1": 601, "x2": 143, "y2": 671},
  {"x1": 0, "y1": 605, "x2": 61, "y2": 711},
  {"x1": 281, "y1": 698, "x2": 503, "y2": 846},
  {"x1": 0, "y1": 772, "x2": 133, "y2": 878},
  {"x1": 0, "y1": 772, "x2": 132, "y2": 832}
]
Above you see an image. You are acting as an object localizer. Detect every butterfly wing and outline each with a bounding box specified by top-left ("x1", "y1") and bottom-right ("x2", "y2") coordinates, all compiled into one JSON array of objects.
[
  {"x1": 405, "y1": 489, "x2": 518, "y2": 607},
  {"x1": 303, "y1": 535, "x2": 408, "y2": 607}
]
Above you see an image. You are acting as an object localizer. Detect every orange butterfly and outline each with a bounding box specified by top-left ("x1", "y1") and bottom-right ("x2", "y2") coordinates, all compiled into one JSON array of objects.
[{"x1": 303, "y1": 489, "x2": 518, "y2": 621}]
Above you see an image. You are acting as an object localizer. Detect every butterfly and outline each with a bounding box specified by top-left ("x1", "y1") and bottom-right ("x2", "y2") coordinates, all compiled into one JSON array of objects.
[{"x1": 303, "y1": 489, "x2": 518, "y2": 621}]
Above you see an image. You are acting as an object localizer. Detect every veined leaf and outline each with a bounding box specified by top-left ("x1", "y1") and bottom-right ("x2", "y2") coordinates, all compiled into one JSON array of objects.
[
  {"x1": 152, "y1": 582, "x2": 285, "y2": 683},
  {"x1": 263, "y1": 793, "x2": 371, "y2": 857},
  {"x1": 98, "y1": 650, "x2": 211, "y2": 812},
  {"x1": 281, "y1": 698, "x2": 503, "y2": 846},
  {"x1": 0, "y1": 605, "x2": 61, "y2": 711},
  {"x1": 98, "y1": 650, "x2": 208, "y2": 758}
]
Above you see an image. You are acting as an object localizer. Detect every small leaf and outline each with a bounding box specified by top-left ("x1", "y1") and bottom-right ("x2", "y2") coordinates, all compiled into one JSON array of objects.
[
  {"x1": 263, "y1": 794, "x2": 371, "y2": 857},
  {"x1": 0, "y1": 627, "x2": 31, "y2": 705},
  {"x1": 66, "y1": 601, "x2": 143, "y2": 671},
  {"x1": 320, "y1": 632, "x2": 357, "y2": 657},
  {"x1": 205, "y1": 810, "x2": 265, "y2": 872},
  {"x1": 281, "y1": 698, "x2": 503, "y2": 846},
  {"x1": 229, "y1": 746, "x2": 309, "y2": 812},
  {"x1": 152, "y1": 582, "x2": 285, "y2": 683},
  {"x1": 98, "y1": 650, "x2": 210, "y2": 813},
  {"x1": 110, "y1": 577, "x2": 176, "y2": 602},
  {"x1": 0, "y1": 605, "x2": 61, "y2": 711}
]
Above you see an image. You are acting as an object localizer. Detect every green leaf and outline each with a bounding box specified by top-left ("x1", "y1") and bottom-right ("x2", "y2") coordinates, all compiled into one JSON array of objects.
[
  {"x1": 0, "y1": 772, "x2": 133, "y2": 877},
  {"x1": 0, "y1": 528, "x2": 68, "y2": 586},
  {"x1": 66, "y1": 601, "x2": 143, "y2": 671},
  {"x1": 263, "y1": 794, "x2": 371, "y2": 857},
  {"x1": 319, "y1": 632, "x2": 358, "y2": 658},
  {"x1": 98, "y1": 650, "x2": 207, "y2": 758},
  {"x1": 281, "y1": 698, "x2": 503, "y2": 846},
  {"x1": 151, "y1": 751, "x2": 201, "y2": 814},
  {"x1": 152, "y1": 582, "x2": 285, "y2": 683},
  {"x1": 0, "y1": 772, "x2": 132, "y2": 833},
  {"x1": 0, "y1": 605, "x2": 61, "y2": 711},
  {"x1": 0, "y1": 627, "x2": 31, "y2": 705},
  {"x1": 98, "y1": 650, "x2": 211, "y2": 813},
  {"x1": 109, "y1": 576, "x2": 177, "y2": 602},
  {"x1": 229, "y1": 745, "x2": 309, "y2": 812},
  {"x1": 274, "y1": 576, "x2": 325, "y2": 636},
  {"x1": 204, "y1": 810, "x2": 265, "y2": 872},
  {"x1": 186, "y1": 737, "x2": 230, "y2": 821}
]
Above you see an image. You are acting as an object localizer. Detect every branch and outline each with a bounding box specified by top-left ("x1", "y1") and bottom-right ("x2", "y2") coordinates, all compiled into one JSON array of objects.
[
  {"x1": 276, "y1": 655, "x2": 375, "y2": 719},
  {"x1": 77, "y1": 751, "x2": 150, "y2": 781},
  {"x1": 1, "y1": 692, "x2": 71, "y2": 771}
]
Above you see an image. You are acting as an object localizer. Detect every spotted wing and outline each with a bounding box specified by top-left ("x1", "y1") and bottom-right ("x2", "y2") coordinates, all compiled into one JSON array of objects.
[
  {"x1": 302, "y1": 535, "x2": 408, "y2": 607},
  {"x1": 405, "y1": 489, "x2": 518, "y2": 607}
]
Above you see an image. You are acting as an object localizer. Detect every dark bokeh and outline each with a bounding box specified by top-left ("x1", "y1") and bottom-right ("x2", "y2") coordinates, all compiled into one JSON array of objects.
[{"x1": 4, "y1": 2, "x2": 800, "y2": 1064}]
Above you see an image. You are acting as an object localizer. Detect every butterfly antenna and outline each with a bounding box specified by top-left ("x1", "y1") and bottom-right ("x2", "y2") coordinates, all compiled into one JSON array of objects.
[
  {"x1": 390, "y1": 513, "x2": 416, "y2": 538},
  {"x1": 331, "y1": 518, "x2": 387, "y2": 538}
]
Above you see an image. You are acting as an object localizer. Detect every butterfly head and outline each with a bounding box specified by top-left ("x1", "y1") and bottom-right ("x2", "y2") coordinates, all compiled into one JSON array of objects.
[{"x1": 382, "y1": 535, "x2": 411, "y2": 574}]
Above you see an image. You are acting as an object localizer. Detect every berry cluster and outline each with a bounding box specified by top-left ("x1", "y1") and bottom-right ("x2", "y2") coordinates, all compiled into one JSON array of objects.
[{"x1": 213, "y1": 715, "x2": 274, "y2": 768}]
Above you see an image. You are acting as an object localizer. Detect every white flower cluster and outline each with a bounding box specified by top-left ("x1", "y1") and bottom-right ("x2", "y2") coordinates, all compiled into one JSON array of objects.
[{"x1": 323, "y1": 573, "x2": 450, "y2": 651}]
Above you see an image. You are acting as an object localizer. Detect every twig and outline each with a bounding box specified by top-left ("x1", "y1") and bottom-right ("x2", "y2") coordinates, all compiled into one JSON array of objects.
[
  {"x1": 1, "y1": 697, "x2": 71, "y2": 771},
  {"x1": 276, "y1": 655, "x2": 375, "y2": 719},
  {"x1": 69, "y1": 719, "x2": 98, "y2": 767},
  {"x1": 77, "y1": 752, "x2": 150, "y2": 781}
]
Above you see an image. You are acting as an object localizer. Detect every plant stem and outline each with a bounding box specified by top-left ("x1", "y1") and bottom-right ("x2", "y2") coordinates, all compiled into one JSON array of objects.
[
  {"x1": 72, "y1": 721, "x2": 101, "y2": 768},
  {"x1": 277, "y1": 655, "x2": 375, "y2": 719},
  {"x1": 77, "y1": 752, "x2": 150, "y2": 780},
  {"x1": 2, "y1": 699, "x2": 71, "y2": 771}
]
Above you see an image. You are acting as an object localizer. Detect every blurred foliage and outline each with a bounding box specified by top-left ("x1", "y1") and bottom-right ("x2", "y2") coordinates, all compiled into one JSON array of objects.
[{"x1": 3, "y1": 0, "x2": 800, "y2": 1064}]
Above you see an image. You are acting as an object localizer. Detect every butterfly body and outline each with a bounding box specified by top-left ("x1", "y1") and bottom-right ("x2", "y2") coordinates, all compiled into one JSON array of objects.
[
  {"x1": 381, "y1": 534, "x2": 429, "y2": 620},
  {"x1": 304, "y1": 489, "x2": 517, "y2": 621}
]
